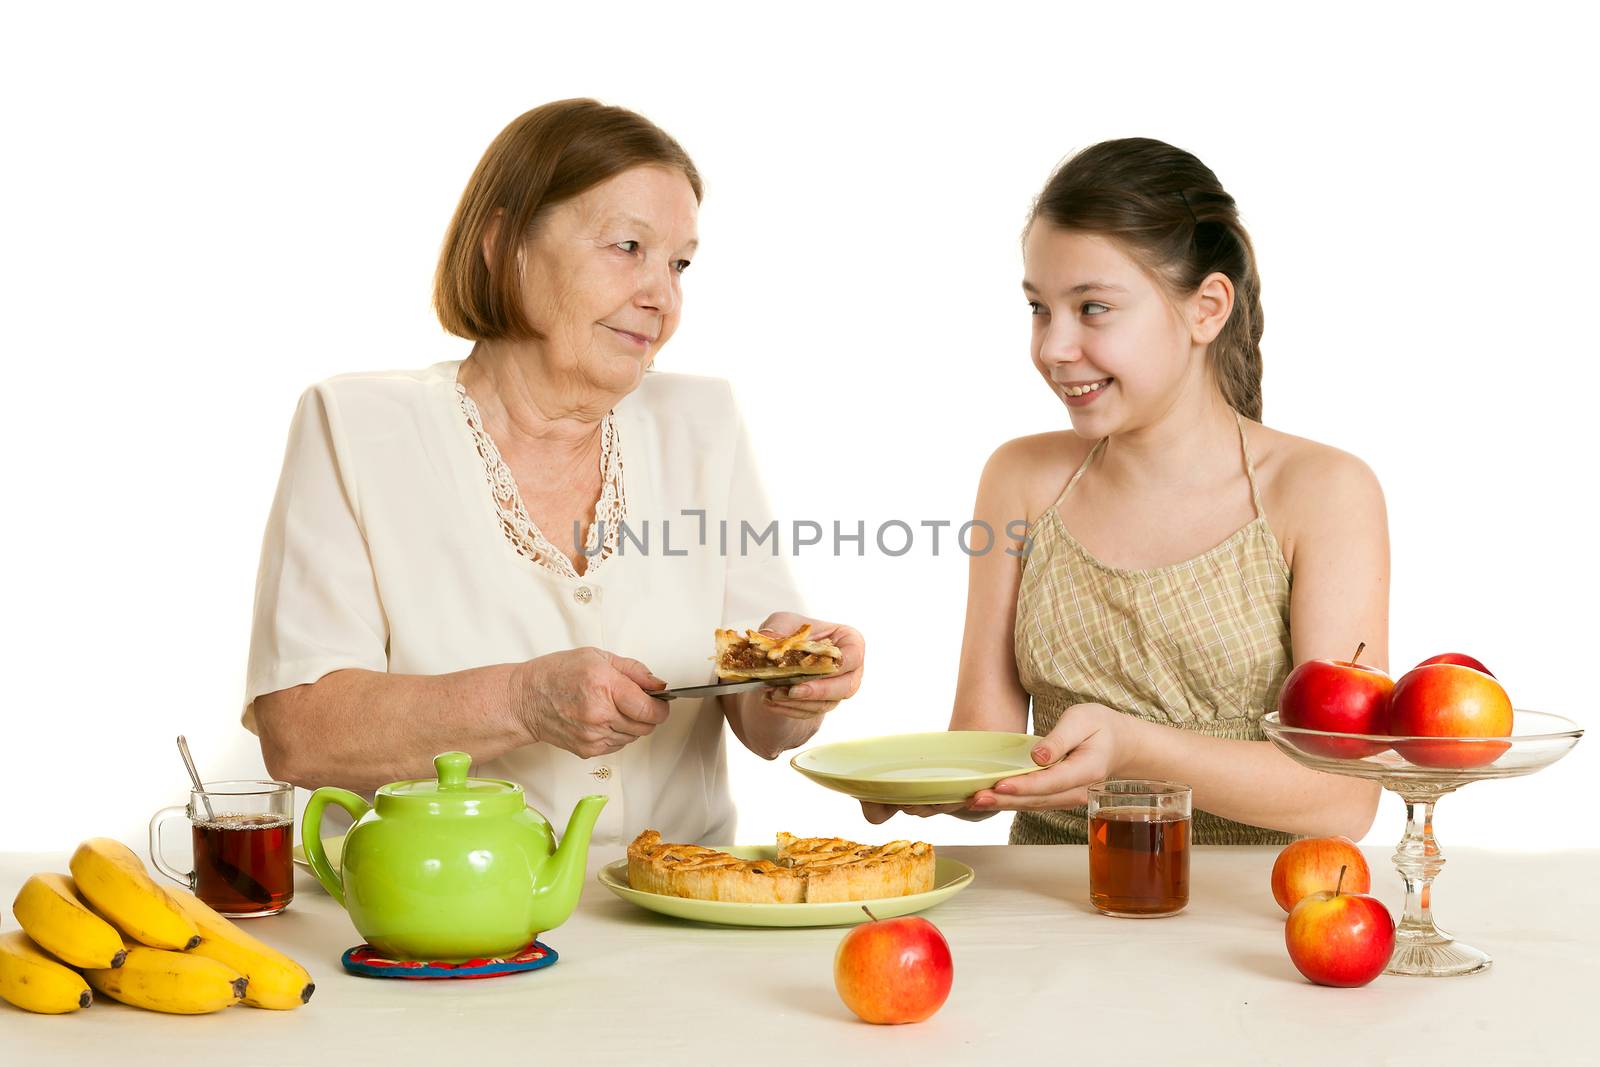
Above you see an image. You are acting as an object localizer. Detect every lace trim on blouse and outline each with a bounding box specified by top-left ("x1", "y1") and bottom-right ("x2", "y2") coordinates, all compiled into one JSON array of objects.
[{"x1": 455, "y1": 383, "x2": 625, "y2": 579}]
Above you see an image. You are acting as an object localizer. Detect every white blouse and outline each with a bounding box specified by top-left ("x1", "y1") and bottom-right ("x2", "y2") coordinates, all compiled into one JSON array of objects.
[{"x1": 243, "y1": 360, "x2": 804, "y2": 848}]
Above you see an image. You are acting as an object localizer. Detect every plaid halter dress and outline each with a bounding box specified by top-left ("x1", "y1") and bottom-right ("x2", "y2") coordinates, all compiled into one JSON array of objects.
[{"x1": 1010, "y1": 412, "x2": 1297, "y2": 846}]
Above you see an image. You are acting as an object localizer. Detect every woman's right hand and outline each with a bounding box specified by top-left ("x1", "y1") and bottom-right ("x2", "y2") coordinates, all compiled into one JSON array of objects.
[
  {"x1": 510, "y1": 648, "x2": 669, "y2": 759},
  {"x1": 861, "y1": 800, "x2": 983, "y2": 824}
]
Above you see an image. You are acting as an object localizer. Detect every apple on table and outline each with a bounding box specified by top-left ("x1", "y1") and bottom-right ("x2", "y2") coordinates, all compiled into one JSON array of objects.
[
  {"x1": 1284, "y1": 866, "x2": 1395, "y2": 988},
  {"x1": 834, "y1": 908, "x2": 953, "y2": 1024},
  {"x1": 1271, "y1": 836, "x2": 1371, "y2": 913}
]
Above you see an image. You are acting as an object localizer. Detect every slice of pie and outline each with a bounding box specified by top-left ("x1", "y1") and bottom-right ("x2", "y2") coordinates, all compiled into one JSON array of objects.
[
  {"x1": 627, "y1": 830, "x2": 804, "y2": 903},
  {"x1": 626, "y1": 830, "x2": 935, "y2": 904},
  {"x1": 775, "y1": 833, "x2": 938, "y2": 902},
  {"x1": 714, "y1": 624, "x2": 843, "y2": 681}
]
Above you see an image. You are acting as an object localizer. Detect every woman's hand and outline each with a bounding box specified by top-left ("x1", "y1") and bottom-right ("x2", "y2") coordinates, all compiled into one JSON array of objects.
[
  {"x1": 967, "y1": 702, "x2": 1138, "y2": 813},
  {"x1": 510, "y1": 647, "x2": 669, "y2": 759},
  {"x1": 754, "y1": 611, "x2": 865, "y2": 719},
  {"x1": 860, "y1": 801, "x2": 972, "y2": 825}
]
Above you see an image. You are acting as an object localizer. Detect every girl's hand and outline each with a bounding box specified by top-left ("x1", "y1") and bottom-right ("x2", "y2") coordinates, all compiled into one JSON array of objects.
[
  {"x1": 968, "y1": 702, "x2": 1135, "y2": 812},
  {"x1": 753, "y1": 611, "x2": 864, "y2": 719}
]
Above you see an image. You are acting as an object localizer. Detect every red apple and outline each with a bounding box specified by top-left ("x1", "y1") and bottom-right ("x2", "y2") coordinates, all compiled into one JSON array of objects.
[
  {"x1": 1284, "y1": 866, "x2": 1395, "y2": 987},
  {"x1": 1416, "y1": 652, "x2": 1494, "y2": 678},
  {"x1": 1270, "y1": 837, "x2": 1371, "y2": 913},
  {"x1": 834, "y1": 908, "x2": 953, "y2": 1024},
  {"x1": 1386, "y1": 662, "x2": 1513, "y2": 769},
  {"x1": 1276, "y1": 643, "x2": 1394, "y2": 758}
]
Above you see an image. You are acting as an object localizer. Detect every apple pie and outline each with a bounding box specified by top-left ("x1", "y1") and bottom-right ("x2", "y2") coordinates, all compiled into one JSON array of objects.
[
  {"x1": 714, "y1": 624, "x2": 843, "y2": 681},
  {"x1": 626, "y1": 830, "x2": 936, "y2": 904},
  {"x1": 775, "y1": 832, "x2": 938, "y2": 902}
]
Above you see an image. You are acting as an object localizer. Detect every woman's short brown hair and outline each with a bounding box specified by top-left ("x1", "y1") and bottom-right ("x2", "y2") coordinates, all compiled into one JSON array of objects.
[{"x1": 433, "y1": 99, "x2": 703, "y2": 341}]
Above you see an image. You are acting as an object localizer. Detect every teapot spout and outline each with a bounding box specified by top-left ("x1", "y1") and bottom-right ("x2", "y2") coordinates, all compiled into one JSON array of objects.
[{"x1": 530, "y1": 794, "x2": 608, "y2": 926}]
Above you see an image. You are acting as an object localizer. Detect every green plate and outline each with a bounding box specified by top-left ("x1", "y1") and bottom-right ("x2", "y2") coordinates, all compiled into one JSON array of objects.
[
  {"x1": 790, "y1": 730, "x2": 1044, "y2": 804},
  {"x1": 293, "y1": 833, "x2": 344, "y2": 872},
  {"x1": 597, "y1": 846, "x2": 973, "y2": 927}
]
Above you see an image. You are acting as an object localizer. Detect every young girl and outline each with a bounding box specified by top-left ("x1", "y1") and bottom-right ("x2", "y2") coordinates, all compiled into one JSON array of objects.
[{"x1": 866, "y1": 138, "x2": 1386, "y2": 844}]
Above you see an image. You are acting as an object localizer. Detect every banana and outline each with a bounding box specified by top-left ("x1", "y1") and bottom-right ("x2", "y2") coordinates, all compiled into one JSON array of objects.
[
  {"x1": 164, "y1": 888, "x2": 315, "y2": 1009},
  {"x1": 13, "y1": 873, "x2": 128, "y2": 969},
  {"x1": 83, "y1": 942, "x2": 246, "y2": 1014},
  {"x1": 69, "y1": 838, "x2": 200, "y2": 951},
  {"x1": 0, "y1": 930, "x2": 93, "y2": 1014}
]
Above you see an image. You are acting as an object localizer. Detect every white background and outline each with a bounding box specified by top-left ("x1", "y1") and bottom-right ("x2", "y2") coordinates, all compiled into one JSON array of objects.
[{"x1": 3, "y1": 2, "x2": 1594, "y2": 856}]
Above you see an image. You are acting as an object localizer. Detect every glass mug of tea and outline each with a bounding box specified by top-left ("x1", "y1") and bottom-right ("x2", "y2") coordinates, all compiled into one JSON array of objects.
[
  {"x1": 149, "y1": 781, "x2": 295, "y2": 917},
  {"x1": 1087, "y1": 779, "x2": 1192, "y2": 918}
]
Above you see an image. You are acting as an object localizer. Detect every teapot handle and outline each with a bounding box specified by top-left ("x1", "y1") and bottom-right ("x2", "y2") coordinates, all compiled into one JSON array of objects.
[{"x1": 302, "y1": 787, "x2": 371, "y2": 907}]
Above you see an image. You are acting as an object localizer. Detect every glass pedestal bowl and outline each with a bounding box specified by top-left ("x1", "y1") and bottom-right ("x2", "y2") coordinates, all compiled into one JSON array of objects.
[{"x1": 1262, "y1": 709, "x2": 1582, "y2": 977}]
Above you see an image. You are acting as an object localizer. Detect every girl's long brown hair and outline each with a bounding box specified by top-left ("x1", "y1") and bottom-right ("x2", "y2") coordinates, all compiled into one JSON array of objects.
[{"x1": 1028, "y1": 138, "x2": 1264, "y2": 420}]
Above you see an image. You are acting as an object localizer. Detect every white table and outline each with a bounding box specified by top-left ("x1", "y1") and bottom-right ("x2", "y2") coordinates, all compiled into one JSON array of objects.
[{"x1": 3, "y1": 845, "x2": 1591, "y2": 1065}]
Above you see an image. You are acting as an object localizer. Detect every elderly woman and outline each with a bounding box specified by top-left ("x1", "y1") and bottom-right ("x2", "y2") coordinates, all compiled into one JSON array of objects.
[{"x1": 244, "y1": 99, "x2": 864, "y2": 847}]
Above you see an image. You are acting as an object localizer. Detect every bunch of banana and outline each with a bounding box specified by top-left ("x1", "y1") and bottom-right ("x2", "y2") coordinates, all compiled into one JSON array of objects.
[
  {"x1": 12, "y1": 873, "x2": 127, "y2": 968},
  {"x1": 3, "y1": 836, "x2": 315, "y2": 1016},
  {"x1": 69, "y1": 838, "x2": 201, "y2": 951},
  {"x1": 84, "y1": 942, "x2": 248, "y2": 1014},
  {"x1": 165, "y1": 885, "x2": 315, "y2": 1009},
  {"x1": 0, "y1": 930, "x2": 93, "y2": 1014}
]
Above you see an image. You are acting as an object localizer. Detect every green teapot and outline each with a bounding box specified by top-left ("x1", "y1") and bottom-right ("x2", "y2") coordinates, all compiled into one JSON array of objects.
[{"x1": 301, "y1": 751, "x2": 606, "y2": 961}]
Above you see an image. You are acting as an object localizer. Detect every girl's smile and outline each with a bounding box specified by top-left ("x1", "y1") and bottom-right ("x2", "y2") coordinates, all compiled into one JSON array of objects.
[{"x1": 1058, "y1": 376, "x2": 1115, "y2": 404}]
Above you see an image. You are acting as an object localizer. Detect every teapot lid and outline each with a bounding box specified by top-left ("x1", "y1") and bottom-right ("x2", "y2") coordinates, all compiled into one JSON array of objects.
[{"x1": 376, "y1": 752, "x2": 524, "y2": 816}]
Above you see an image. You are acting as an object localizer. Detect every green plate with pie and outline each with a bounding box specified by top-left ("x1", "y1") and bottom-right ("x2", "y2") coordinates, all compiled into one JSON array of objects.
[
  {"x1": 597, "y1": 847, "x2": 974, "y2": 928},
  {"x1": 790, "y1": 730, "x2": 1045, "y2": 804}
]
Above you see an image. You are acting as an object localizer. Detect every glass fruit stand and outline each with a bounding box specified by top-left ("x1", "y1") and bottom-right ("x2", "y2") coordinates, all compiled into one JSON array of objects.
[{"x1": 1262, "y1": 710, "x2": 1582, "y2": 977}]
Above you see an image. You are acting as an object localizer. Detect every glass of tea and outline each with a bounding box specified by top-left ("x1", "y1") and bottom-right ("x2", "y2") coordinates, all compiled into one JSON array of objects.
[
  {"x1": 149, "y1": 780, "x2": 294, "y2": 917},
  {"x1": 1087, "y1": 779, "x2": 1191, "y2": 918}
]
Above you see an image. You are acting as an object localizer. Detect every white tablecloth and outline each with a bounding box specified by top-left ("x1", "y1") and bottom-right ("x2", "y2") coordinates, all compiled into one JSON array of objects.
[{"x1": 2, "y1": 845, "x2": 1591, "y2": 1065}]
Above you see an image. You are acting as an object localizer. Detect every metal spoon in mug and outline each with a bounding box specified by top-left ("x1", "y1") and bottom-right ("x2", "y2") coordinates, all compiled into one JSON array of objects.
[{"x1": 176, "y1": 735, "x2": 215, "y2": 820}]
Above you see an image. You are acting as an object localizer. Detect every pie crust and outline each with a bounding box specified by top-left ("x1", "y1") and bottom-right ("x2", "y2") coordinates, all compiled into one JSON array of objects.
[
  {"x1": 625, "y1": 831, "x2": 803, "y2": 903},
  {"x1": 775, "y1": 832, "x2": 938, "y2": 902},
  {"x1": 714, "y1": 624, "x2": 843, "y2": 681},
  {"x1": 626, "y1": 830, "x2": 935, "y2": 903}
]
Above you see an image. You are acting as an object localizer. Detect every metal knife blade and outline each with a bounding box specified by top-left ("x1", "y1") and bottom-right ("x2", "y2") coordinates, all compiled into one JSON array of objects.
[{"x1": 656, "y1": 677, "x2": 803, "y2": 701}]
